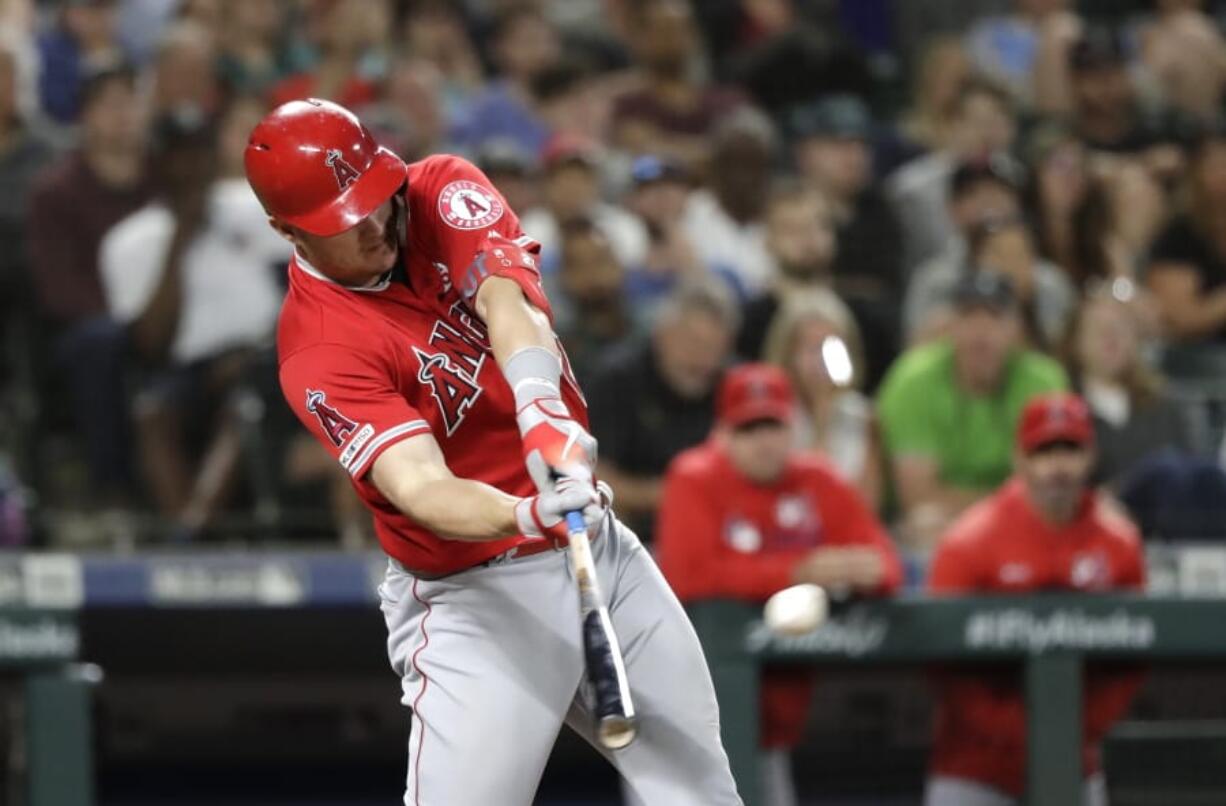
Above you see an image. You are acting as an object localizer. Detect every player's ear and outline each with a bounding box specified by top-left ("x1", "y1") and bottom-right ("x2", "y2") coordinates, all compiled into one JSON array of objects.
[{"x1": 269, "y1": 217, "x2": 299, "y2": 246}]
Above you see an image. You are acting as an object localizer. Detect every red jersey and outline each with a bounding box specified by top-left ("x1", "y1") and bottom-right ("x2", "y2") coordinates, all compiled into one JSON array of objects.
[
  {"x1": 927, "y1": 479, "x2": 1146, "y2": 795},
  {"x1": 655, "y1": 439, "x2": 903, "y2": 747},
  {"x1": 277, "y1": 155, "x2": 586, "y2": 576}
]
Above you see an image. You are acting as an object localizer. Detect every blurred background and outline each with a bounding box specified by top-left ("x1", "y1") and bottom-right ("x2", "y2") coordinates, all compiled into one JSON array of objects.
[{"x1": 4, "y1": 0, "x2": 1226, "y2": 803}]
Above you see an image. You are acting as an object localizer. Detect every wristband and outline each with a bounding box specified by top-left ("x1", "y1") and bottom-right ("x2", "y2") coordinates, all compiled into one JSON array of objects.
[{"x1": 504, "y1": 346, "x2": 562, "y2": 412}]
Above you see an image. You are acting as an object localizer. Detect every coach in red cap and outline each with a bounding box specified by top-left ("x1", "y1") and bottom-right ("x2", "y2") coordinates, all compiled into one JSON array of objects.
[
  {"x1": 925, "y1": 392, "x2": 1147, "y2": 806},
  {"x1": 656, "y1": 363, "x2": 903, "y2": 806}
]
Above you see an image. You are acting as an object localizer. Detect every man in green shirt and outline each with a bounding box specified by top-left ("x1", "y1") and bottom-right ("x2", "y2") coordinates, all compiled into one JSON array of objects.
[{"x1": 877, "y1": 273, "x2": 1067, "y2": 550}]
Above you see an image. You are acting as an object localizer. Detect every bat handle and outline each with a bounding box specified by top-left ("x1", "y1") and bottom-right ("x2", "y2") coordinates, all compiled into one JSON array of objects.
[{"x1": 565, "y1": 510, "x2": 587, "y2": 536}]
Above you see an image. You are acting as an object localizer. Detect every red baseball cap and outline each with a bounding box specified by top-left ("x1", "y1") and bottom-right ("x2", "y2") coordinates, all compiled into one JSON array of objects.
[
  {"x1": 717, "y1": 364, "x2": 795, "y2": 428},
  {"x1": 1018, "y1": 393, "x2": 1095, "y2": 453}
]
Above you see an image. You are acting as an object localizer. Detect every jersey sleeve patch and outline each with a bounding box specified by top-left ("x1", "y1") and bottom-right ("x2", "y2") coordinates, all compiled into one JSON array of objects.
[
  {"x1": 306, "y1": 389, "x2": 359, "y2": 447},
  {"x1": 438, "y1": 180, "x2": 505, "y2": 230}
]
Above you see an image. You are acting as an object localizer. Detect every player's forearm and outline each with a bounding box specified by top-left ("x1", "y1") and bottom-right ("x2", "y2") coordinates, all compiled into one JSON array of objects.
[
  {"x1": 386, "y1": 476, "x2": 519, "y2": 542},
  {"x1": 476, "y1": 276, "x2": 559, "y2": 366}
]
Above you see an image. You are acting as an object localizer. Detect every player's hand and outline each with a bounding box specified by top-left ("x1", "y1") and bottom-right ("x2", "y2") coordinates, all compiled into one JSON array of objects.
[
  {"x1": 516, "y1": 395, "x2": 598, "y2": 493},
  {"x1": 514, "y1": 476, "x2": 604, "y2": 546}
]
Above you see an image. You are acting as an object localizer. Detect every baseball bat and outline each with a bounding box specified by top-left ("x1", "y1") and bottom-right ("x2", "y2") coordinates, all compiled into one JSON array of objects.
[{"x1": 565, "y1": 510, "x2": 637, "y2": 750}]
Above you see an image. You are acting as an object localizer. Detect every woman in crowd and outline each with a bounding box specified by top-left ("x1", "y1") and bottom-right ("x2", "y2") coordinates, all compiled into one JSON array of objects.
[{"x1": 763, "y1": 289, "x2": 883, "y2": 510}]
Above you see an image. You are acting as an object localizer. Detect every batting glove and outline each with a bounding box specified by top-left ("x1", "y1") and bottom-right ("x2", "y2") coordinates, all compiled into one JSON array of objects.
[
  {"x1": 517, "y1": 395, "x2": 598, "y2": 492},
  {"x1": 504, "y1": 346, "x2": 597, "y2": 492},
  {"x1": 514, "y1": 476, "x2": 604, "y2": 546}
]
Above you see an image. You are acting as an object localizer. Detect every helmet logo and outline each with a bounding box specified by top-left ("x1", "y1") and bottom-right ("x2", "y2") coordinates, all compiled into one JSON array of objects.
[{"x1": 325, "y1": 148, "x2": 361, "y2": 190}]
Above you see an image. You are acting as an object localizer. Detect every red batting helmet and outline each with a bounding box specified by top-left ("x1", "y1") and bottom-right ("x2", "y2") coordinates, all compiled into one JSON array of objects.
[{"x1": 244, "y1": 98, "x2": 407, "y2": 237}]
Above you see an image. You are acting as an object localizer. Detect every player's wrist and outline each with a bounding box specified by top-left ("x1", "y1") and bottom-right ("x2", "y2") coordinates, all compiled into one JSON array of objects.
[
  {"x1": 504, "y1": 346, "x2": 563, "y2": 415},
  {"x1": 513, "y1": 496, "x2": 544, "y2": 538}
]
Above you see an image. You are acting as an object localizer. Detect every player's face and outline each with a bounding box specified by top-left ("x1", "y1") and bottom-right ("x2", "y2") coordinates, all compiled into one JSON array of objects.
[
  {"x1": 278, "y1": 198, "x2": 400, "y2": 285},
  {"x1": 1017, "y1": 442, "x2": 1093, "y2": 522},
  {"x1": 725, "y1": 420, "x2": 792, "y2": 484}
]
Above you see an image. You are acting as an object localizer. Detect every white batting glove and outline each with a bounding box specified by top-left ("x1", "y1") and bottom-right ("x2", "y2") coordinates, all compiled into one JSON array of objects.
[
  {"x1": 514, "y1": 476, "x2": 604, "y2": 546},
  {"x1": 518, "y1": 396, "x2": 598, "y2": 491}
]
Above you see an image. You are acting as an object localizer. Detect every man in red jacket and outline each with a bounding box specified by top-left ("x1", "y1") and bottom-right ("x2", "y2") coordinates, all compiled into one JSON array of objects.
[
  {"x1": 926, "y1": 392, "x2": 1146, "y2": 806},
  {"x1": 656, "y1": 363, "x2": 903, "y2": 806}
]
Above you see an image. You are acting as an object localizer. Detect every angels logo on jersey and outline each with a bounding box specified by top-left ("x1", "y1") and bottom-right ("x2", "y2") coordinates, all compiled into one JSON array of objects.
[
  {"x1": 325, "y1": 149, "x2": 361, "y2": 190},
  {"x1": 305, "y1": 389, "x2": 358, "y2": 447},
  {"x1": 1070, "y1": 550, "x2": 1112, "y2": 590},
  {"x1": 774, "y1": 493, "x2": 822, "y2": 548},
  {"x1": 438, "y1": 180, "x2": 504, "y2": 230},
  {"x1": 412, "y1": 319, "x2": 490, "y2": 436}
]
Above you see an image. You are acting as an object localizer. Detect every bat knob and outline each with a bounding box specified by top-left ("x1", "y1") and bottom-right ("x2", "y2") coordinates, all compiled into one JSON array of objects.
[{"x1": 598, "y1": 715, "x2": 638, "y2": 750}]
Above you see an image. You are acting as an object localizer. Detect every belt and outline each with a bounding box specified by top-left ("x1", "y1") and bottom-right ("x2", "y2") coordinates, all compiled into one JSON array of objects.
[
  {"x1": 398, "y1": 510, "x2": 613, "y2": 580},
  {"x1": 479, "y1": 537, "x2": 563, "y2": 567},
  {"x1": 394, "y1": 537, "x2": 564, "y2": 580}
]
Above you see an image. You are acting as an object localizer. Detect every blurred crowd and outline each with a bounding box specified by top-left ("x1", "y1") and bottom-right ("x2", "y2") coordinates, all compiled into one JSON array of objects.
[{"x1": 2, "y1": 0, "x2": 1226, "y2": 553}]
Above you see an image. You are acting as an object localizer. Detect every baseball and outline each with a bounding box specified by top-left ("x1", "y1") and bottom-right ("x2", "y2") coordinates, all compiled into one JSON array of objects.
[{"x1": 763, "y1": 584, "x2": 828, "y2": 636}]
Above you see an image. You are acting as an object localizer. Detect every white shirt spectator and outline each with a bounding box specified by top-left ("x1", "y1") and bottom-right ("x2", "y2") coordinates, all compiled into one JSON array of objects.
[
  {"x1": 682, "y1": 189, "x2": 773, "y2": 297},
  {"x1": 101, "y1": 178, "x2": 287, "y2": 364}
]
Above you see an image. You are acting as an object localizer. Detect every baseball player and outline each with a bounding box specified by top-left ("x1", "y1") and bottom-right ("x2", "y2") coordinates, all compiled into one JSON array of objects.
[
  {"x1": 243, "y1": 99, "x2": 741, "y2": 806},
  {"x1": 926, "y1": 393, "x2": 1146, "y2": 806}
]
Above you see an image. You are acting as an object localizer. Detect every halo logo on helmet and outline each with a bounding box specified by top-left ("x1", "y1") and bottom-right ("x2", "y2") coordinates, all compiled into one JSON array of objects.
[
  {"x1": 325, "y1": 148, "x2": 361, "y2": 191},
  {"x1": 244, "y1": 99, "x2": 408, "y2": 237}
]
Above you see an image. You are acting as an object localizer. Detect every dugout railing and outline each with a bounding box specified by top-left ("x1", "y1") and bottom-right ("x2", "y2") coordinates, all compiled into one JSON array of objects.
[
  {"x1": 0, "y1": 606, "x2": 91, "y2": 806},
  {"x1": 690, "y1": 595, "x2": 1226, "y2": 806}
]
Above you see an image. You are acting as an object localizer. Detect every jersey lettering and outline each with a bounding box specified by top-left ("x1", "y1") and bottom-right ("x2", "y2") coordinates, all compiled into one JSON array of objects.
[
  {"x1": 412, "y1": 346, "x2": 482, "y2": 436},
  {"x1": 447, "y1": 299, "x2": 488, "y2": 342},
  {"x1": 429, "y1": 320, "x2": 486, "y2": 376},
  {"x1": 305, "y1": 389, "x2": 358, "y2": 447}
]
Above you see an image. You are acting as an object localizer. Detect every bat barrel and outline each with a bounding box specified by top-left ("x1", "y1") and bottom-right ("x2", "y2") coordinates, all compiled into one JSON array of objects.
[{"x1": 567, "y1": 510, "x2": 638, "y2": 750}]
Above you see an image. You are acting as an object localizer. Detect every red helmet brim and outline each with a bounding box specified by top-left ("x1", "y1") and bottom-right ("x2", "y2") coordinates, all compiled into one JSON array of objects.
[{"x1": 280, "y1": 147, "x2": 407, "y2": 237}]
